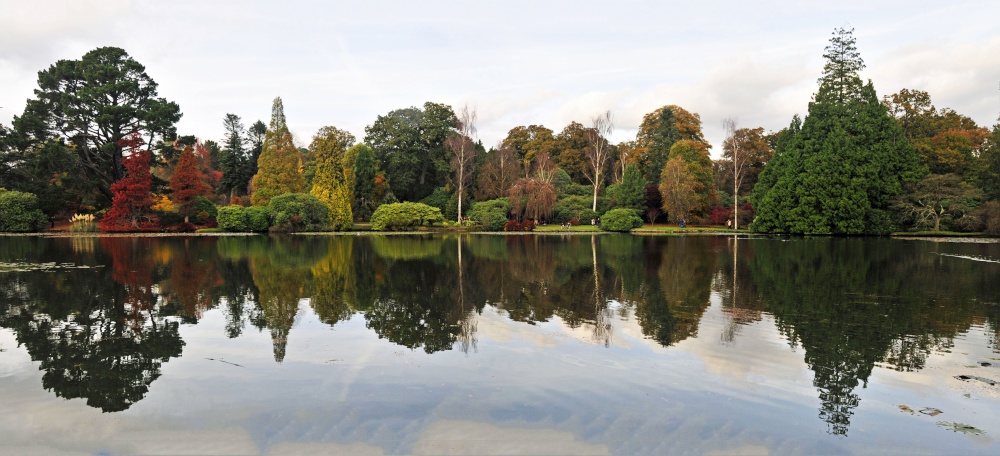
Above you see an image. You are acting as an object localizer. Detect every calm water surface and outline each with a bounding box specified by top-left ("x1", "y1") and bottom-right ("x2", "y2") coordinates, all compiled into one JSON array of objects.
[{"x1": 0, "y1": 234, "x2": 998, "y2": 455}]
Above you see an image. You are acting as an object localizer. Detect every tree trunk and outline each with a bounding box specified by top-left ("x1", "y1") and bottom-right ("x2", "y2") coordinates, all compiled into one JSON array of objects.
[{"x1": 592, "y1": 184, "x2": 599, "y2": 212}]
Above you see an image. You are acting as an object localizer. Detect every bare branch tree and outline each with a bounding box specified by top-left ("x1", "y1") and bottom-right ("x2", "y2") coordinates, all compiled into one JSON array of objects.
[
  {"x1": 723, "y1": 117, "x2": 746, "y2": 230},
  {"x1": 448, "y1": 105, "x2": 478, "y2": 222},
  {"x1": 584, "y1": 110, "x2": 614, "y2": 211},
  {"x1": 475, "y1": 142, "x2": 521, "y2": 200}
]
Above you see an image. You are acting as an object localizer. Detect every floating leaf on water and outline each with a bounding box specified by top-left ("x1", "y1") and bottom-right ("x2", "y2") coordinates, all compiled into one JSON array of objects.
[
  {"x1": 898, "y1": 405, "x2": 916, "y2": 414},
  {"x1": 937, "y1": 421, "x2": 985, "y2": 435},
  {"x1": 919, "y1": 408, "x2": 943, "y2": 416},
  {"x1": 980, "y1": 362, "x2": 993, "y2": 367}
]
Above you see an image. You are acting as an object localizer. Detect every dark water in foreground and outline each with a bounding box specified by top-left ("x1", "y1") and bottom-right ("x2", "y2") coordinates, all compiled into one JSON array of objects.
[{"x1": 0, "y1": 234, "x2": 998, "y2": 455}]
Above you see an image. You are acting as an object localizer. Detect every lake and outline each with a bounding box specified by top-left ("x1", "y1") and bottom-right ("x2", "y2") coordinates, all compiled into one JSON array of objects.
[{"x1": 0, "y1": 234, "x2": 998, "y2": 455}]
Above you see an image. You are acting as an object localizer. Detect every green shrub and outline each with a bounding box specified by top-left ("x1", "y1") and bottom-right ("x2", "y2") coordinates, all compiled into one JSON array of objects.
[
  {"x1": 467, "y1": 198, "x2": 509, "y2": 231},
  {"x1": 0, "y1": 189, "x2": 47, "y2": 232},
  {"x1": 371, "y1": 202, "x2": 444, "y2": 231},
  {"x1": 268, "y1": 193, "x2": 328, "y2": 232},
  {"x1": 552, "y1": 196, "x2": 597, "y2": 224},
  {"x1": 245, "y1": 206, "x2": 272, "y2": 232},
  {"x1": 600, "y1": 208, "x2": 644, "y2": 232},
  {"x1": 191, "y1": 196, "x2": 218, "y2": 223},
  {"x1": 217, "y1": 205, "x2": 248, "y2": 232}
]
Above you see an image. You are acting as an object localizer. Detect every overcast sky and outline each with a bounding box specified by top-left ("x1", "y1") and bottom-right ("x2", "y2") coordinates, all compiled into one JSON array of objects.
[{"x1": 2, "y1": 0, "x2": 999, "y2": 157}]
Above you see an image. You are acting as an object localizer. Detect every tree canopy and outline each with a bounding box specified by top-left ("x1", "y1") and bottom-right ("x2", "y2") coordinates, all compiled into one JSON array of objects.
[
  {"x1": 11, "y1": 47, "x2": 181, "y2": 204},
  {"x1": 750, "y1": 27, "x2": 922, "y2": 235},
  {"x1": 364, "y1": 102, "x2": 458, "y2": 202},
  {"x1": 309, "y1": 126, "x2": 355, "y2": 230}
]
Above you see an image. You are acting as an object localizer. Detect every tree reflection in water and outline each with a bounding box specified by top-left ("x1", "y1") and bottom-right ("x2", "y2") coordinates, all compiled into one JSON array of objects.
[
  {"x1": 0, "y1": 233, "x2": 997, "y2": 436},
  {"x1": 0, "y1": 238, "x2": 185, "y2": 412}
]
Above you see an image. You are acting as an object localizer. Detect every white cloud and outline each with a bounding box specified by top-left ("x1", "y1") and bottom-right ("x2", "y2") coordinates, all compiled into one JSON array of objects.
[{"x1": 2, "y1": 0, "x2": 999, "y2": 159}]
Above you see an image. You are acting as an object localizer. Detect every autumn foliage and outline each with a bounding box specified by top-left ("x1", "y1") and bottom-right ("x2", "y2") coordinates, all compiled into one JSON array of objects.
[
  {"x1": 100, "y1": 133, "x2": 159, "y2": 232},
  {"x1": 170, "y1": 146, "x2": 212, "y2": 220}
]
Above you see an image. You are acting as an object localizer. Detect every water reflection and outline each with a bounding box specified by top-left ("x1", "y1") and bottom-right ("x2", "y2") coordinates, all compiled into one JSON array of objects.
[{"x1": 0, "y1": 234, "x2": 997, "y2": 439}]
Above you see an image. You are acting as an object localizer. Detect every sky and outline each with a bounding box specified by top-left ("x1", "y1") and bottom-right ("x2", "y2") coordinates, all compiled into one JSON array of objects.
[{"x1": 2, "y1": 0, "x2": 1000, "y2": 158}]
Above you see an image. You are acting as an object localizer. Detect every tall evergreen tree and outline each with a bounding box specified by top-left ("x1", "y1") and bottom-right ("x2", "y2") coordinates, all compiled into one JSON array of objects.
[
  {"x1": 309, "y1": 126, "x2": 355, "y2": 231},
  {"x1": 250, "y1": 98, "x2": 305, "y2": 206},
  {"x1": 169, "y1": 145, "x2": 211, "y2": 222},
  {"x1": 609, "y1": 163, "x2": 645, "y2": 214},
  {"x1": 218, "y1": 113, "x2": 249, "y2": 198},
  {"x1": 750, "y1": 28, "x2": 922, "y2": 235}
]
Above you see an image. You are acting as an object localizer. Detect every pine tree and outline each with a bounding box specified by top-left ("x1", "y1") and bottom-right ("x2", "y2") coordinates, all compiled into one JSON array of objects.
[
  {"x1": 750, "y1": 28, "x2": 922, "y2": 235},
  {"x1": 612, "y1": 163, "x2": 646, "y2": 214},
  {"x1": 219, "y1": 113, "x2": 249, "y2": 198},
  {"x1": 250, "y1": 98, "x2": 305, "y2": 206},
  {"x1": 309, "y1": 126, "x2": 355, "y2": 230}
]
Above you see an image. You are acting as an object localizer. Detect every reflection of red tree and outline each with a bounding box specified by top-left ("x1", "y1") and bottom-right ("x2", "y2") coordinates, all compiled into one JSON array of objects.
[
  {"x1": 102, "y1": 237, "x2": 157, "y2": 333},
  {"x1": 100, "y1": 132, "x2": 159, "y2": 232},
  {"x1": 166, "y1": 241, "x2": 221, "y2": 320}
]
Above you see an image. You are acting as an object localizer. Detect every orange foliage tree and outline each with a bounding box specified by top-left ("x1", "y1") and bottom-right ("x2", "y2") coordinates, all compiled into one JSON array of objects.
[
  {"x1": 169, "y1": 145, "x2": 211, "y2": 222},
  {"x1": 100, "y1": 132, "x2": 159, "y2": 232}
]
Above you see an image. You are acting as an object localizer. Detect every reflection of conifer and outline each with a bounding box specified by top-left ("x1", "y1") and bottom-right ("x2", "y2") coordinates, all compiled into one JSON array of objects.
[
  {"x1": 748, "y1": 238, "x2": 910, "y2": 435},
  {"x1": 310, "y1": 238, "x2": 355, "y2": 326},
  {"x1": 251, "y1": 257, "x2": 306, "y2": 362}
]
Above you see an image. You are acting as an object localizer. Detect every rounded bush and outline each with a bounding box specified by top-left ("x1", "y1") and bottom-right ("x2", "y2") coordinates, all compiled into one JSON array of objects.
[
  {"x1": 467, "y1": 198, "x2": 509, "y2": 231},
  {"x1": 268, "y1": 193, "x2": 329, "y2": 232},
  {"x1": 600, "y1": 208, "x2": 644, "y2": 232},
  {"x1": 217, "y1": 205, "x2": 247, "y2": 232},
  {"x1": 371, "y1": 202, "x2": 444, "y2": 231},
  {"x1": 245, "y1": 206, "x2": 272, "y2": 232},
  {"x1": 0, "y1": 189, "x2": 48, "y2": 232}
]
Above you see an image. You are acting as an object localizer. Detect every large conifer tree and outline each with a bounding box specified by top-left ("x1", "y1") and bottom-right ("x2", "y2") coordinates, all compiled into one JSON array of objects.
[
  {"x1": 169, "y1": 145, "x2": 211, "y2": 222},
  {"x1": 750, "y1": 27, "x2": 922, "y2": 234},
  {"x1": 250, "y1": 98, "x2": 305, "y2": 206},
  {"x1": 309, "y1": 126, "x2": 355, "y2": 231}
]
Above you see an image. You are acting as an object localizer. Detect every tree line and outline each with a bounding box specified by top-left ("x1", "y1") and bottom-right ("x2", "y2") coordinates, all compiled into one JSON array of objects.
[{"x1": 1, "y1": 28, "x2": 998, "y2": 234}]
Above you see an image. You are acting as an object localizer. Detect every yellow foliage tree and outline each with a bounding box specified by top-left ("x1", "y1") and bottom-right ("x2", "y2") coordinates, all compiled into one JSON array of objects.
[
  {"x1": 309, "y1": 126, "x2": 355, "y2": 230},
  {"x1": 251, "y1": 97, "x2": 305, "y2": 206}
]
